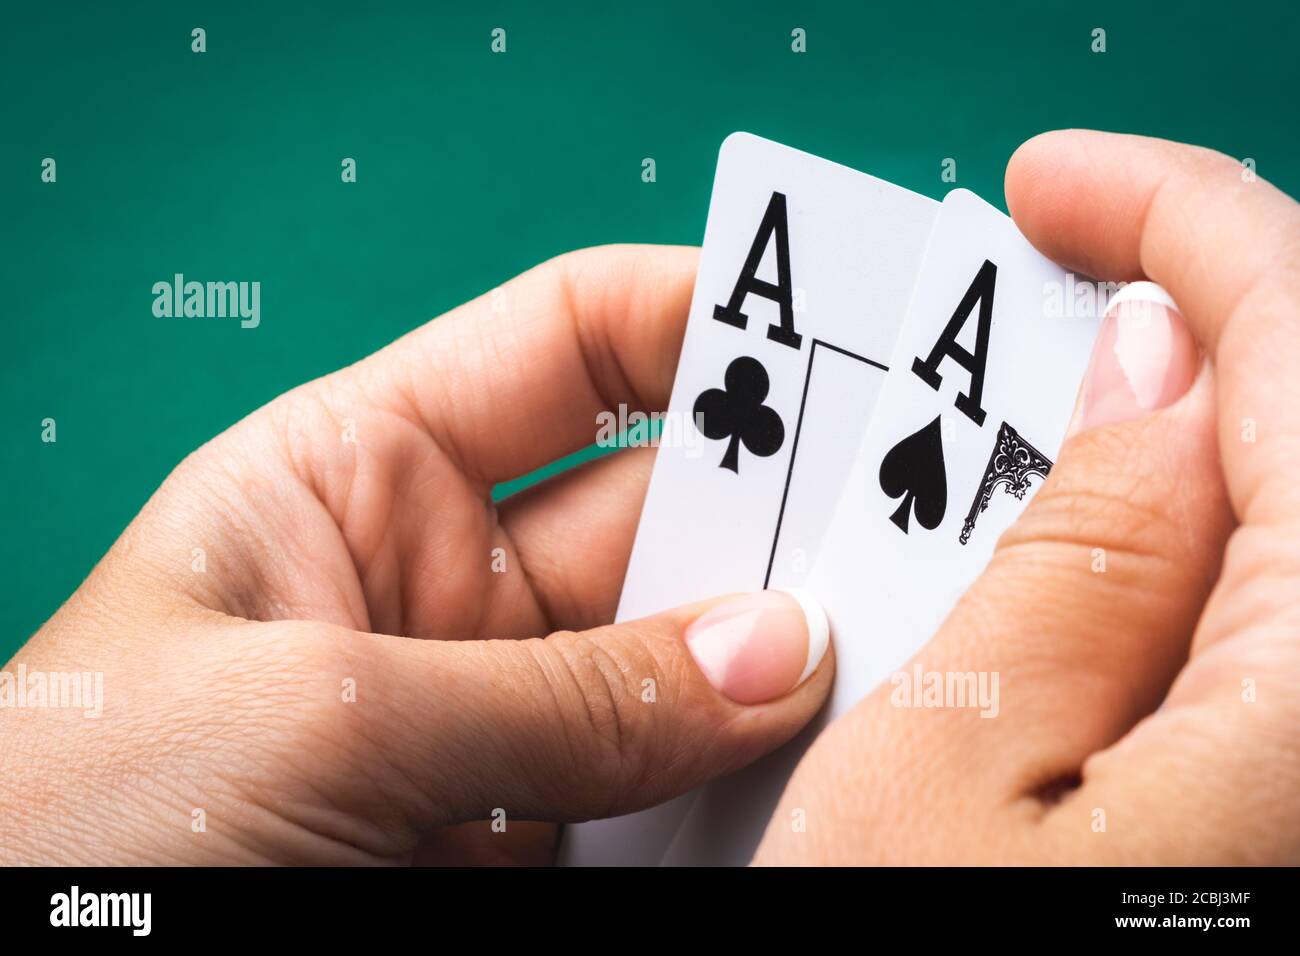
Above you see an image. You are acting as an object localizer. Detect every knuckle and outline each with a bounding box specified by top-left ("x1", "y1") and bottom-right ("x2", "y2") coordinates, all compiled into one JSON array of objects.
[
  {"x1": 1205, "y1": 522, "x2": 1300, "y2": 642},
  {"x1": 537, "y1": 632, "x2": 639, "y2": 753},
  {"x1": 528, "y1": 627, "x2": 678, "y2": 811},
  {"x1": 998, "y1": 430, "x2": 1196, "y2": 575},
  {"x1": 1183, "y1": 143, "x2": 1245, "y2": 180},
  {"x1": 544, "y1": 243, "x2": 624, "y2": 276}
]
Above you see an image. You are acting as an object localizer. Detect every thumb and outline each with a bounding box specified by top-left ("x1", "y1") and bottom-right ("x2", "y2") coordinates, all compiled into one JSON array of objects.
[
  {"x1": 363, "y1": 589, "x2": 832, "y2": 827},
  {"x1": 869, "y1": 284, "x2": 1234, "y2": 805}
]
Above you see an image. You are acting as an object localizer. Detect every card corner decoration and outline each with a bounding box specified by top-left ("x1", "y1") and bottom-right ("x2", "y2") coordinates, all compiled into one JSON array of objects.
[{"x1": 958, "y1": 421, "x2": 1053, "y2": 546}]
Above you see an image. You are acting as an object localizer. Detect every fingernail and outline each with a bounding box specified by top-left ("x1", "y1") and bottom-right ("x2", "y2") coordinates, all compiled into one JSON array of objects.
[
  {"x1": 684, "y1": 588, "x2": 829, "y2": 705},
  {"x1": 1067, "y1": 281, "x2": 1198, "y2": 437}
]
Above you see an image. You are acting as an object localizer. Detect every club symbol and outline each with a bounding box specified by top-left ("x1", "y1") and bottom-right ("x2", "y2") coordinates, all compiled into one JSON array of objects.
[{"x1": 693, "y1": 356, "x2": 785, "y2": 473}]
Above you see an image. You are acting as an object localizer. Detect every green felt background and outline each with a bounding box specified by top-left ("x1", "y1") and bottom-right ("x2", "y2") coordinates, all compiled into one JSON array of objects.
[{"x1": 3, "y1": 1, "x2": 1297, "y2": 658}]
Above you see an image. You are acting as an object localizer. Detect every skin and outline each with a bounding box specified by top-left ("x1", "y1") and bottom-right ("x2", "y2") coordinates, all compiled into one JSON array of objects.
[
  {"x1": 756, "y1": 130, "x2": 1300, "y2": 864},
  {"x1": 0, "y1": 246, "x2": 832, "y2": 865},
  {"x1": 2, "y1": 130, "x2": 1298, "y2": 865}
]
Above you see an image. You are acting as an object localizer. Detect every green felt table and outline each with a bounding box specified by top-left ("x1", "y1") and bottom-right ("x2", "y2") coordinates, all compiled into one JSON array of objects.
[{"x1": 3, "y1": 0, "x2": 1297, "y2": 658}]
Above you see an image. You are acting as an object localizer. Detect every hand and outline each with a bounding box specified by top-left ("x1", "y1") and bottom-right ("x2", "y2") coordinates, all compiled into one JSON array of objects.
[
  {"x1": 756, "y1": 130, "x2": 1300, "y2": 865},
  {"x1": 0, "y1": 245, "x2": 832, "y2": 865}
]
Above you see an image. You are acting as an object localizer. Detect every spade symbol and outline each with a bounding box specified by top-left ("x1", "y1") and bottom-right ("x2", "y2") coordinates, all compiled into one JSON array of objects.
[
  {"x1": 879, "y1": 415, "x2": 948, "y2": 533},
  {"x1": 693, "y1": 356, "x2": 785, "y2": 473}
]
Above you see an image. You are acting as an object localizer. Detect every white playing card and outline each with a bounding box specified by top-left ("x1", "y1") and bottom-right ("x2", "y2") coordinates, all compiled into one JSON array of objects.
[
  {"x1": 559, "y1": 132, "x2": 938, "y2": 866},
  {"x1": 618, "y1": 133, "x2": 940, "y2": 620},
  {"x1": 811, "y1": 187, "x2": 1103, "y2": 720},
  {"x1": 658, "y1": 188, "x2": 1105, "y2": 865}
]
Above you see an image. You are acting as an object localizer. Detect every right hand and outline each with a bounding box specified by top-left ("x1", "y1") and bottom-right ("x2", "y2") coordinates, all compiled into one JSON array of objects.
[{"x1": 758, "y1": 130, "x2": 1300, "y2": 865}]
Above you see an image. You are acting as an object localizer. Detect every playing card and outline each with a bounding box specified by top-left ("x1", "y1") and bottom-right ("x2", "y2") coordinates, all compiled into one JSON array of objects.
[
  {"x1": 658, "y1": 188, "x2": 1104, "y2": 864},
  {"x1": 811, "y1": 188, "x2": 1103, "y2": 720},
  {"x1": 558, "y1": 133, "x2": 938, "y2": 866},
  {"x1": 619, "y1": 133, "x2": 940, "y2": 618}
]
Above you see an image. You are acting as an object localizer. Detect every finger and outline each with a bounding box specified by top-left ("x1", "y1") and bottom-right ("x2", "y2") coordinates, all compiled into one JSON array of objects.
[
  {"x1": 1006, "y1": 131, "x2": 1300, "y2": 863},
  {"x1": 350, "y1": 589, "x2": 832, "y2": 830},
  {"x1": 496, "y1": 445, "x2": 655, "y2": 632},
  {"x1": 1006, "y1": 129, "x2": 1300, "y2": 524},
  {"x1": 1035, "y1": 633, "x2": 1300, "y2": 864},
  {"x1": 350, "y1": 244, "x2": 698, "y2": 488},
  {"x1": 946, "y1": 290, "x2": 1227, "y2": 790},
  {"x1": 778, "y1": 290, "x2": 1233, "y2": 852}
]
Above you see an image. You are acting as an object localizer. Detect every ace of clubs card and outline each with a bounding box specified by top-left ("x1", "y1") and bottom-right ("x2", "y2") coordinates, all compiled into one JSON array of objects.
[{"x1": 560, "y1": 133, "x2": 939, "y2": 865}]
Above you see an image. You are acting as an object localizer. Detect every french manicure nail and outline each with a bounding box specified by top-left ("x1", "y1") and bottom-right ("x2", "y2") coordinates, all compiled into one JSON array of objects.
[
  {"x1": 1068, "y1": 281, "x2": 1198, "y2": 437},
  {"x1": 684, "y1": 588, "x2": 829, "y2": 705}
]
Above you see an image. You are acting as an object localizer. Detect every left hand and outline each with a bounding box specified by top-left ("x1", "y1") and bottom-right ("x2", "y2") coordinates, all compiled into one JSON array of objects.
[{"x1": 0, "y1": 245, "x2": 832, "y2": 864}]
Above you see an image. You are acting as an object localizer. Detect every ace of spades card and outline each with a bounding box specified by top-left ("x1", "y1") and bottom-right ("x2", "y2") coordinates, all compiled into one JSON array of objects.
[
  {"x1": 559, "y1": 133, "x2": 938, "y2": 866},
  {"x1": 808, "y1": 187, "x2": 1105, "y2": 734},
  {"x1": 653, "y1": 188, "x2": 1104, "y2": 867}
]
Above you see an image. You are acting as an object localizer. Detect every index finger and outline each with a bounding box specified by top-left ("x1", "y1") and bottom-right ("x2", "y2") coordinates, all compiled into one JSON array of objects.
[
  {"x1": 1005, "y1": 129, "x2": 1300, "y2": 524},
  {"x1": 352, "y1": 244, "x2": 699, "y2": 488}
]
